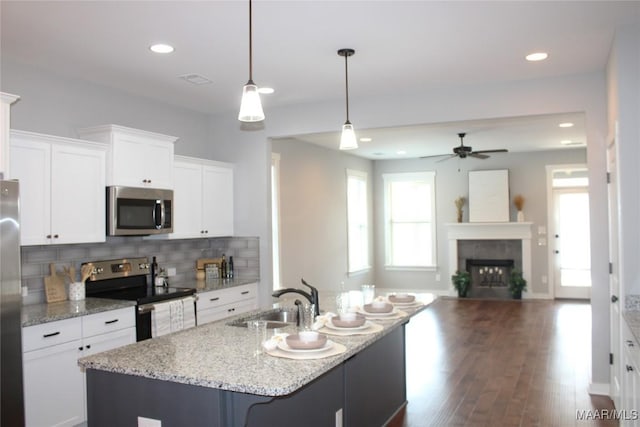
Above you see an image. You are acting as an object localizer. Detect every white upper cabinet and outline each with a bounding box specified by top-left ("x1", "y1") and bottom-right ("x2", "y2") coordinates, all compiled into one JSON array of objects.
[
  {"x1": 0, "y1": 92, "x2": 20, "y2": 177},
  {"x1": 168, "y1": 156, "x2": 234, "y2": 239},
  {"x1": 10, "y1": 130, "x2": 107, "y2": 245},
  {"x1": 77, "y1": 124, "x2": 176, "y2": 189}
]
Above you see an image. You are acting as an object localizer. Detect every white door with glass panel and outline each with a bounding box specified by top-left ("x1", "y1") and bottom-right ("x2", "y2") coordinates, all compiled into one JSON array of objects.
[{"x1": 552, "y1": 185, "x2": 591, "y2": 299}]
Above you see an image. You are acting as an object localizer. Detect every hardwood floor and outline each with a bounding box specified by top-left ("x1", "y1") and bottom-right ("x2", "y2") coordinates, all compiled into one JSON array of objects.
[{"x1": 388, "y1": 298, "x2": 617, "y2": 427}]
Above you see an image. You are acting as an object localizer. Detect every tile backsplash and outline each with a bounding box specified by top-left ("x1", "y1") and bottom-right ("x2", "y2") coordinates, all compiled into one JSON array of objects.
[{"x1": 21, "y1": 236, "x2": 260, "y2": 304}]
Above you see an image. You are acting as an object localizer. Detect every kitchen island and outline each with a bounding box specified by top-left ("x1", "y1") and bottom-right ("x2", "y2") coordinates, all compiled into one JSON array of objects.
[{"x1": 79, "y1": 293, "x2": 435, "y2": 427}]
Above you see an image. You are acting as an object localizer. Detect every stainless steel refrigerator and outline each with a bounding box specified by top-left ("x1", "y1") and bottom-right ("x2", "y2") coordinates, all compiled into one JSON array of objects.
[{"x1": 1, "y1": 179, "x2": 25, "y2": 425}]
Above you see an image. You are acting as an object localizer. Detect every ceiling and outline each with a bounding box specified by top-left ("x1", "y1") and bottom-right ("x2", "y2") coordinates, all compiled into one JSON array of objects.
[{"x1": 2, "y1": 1, "x2": 639, "y2": 159}]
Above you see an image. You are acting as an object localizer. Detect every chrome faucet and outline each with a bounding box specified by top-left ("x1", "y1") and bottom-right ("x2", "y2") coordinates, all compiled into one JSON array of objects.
[{"x1": 272, "y1": 278, "x2": 320, "y2": 316}]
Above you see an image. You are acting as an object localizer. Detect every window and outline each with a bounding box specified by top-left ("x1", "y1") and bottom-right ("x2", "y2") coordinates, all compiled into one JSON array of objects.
[
  {"x1": 346, "y1": 169, "x2": 369, "y2": 273},
  {"x1": 383, "y1": 172, "x2": 437, "y2": 269},
  {"x1": 271, "y1": 153, "x2": 281, "y2": 290}
]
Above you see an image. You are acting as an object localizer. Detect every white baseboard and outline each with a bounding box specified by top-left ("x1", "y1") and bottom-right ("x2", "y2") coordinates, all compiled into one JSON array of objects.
[{"x1": 588, "y1": 382, "x2": 610, "y2": 396}]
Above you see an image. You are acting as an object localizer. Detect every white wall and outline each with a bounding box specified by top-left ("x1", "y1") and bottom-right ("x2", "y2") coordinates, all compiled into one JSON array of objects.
[{"x1": 272, "y1": 138, "x2": 374, "y2": 293}]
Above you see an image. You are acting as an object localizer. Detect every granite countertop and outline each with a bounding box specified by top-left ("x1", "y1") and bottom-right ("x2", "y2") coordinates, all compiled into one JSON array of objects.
[
  {"x1": 22, "y1": 298, "x2": 137, "y2": 327},
  {"x1": 79, "y1": 293, "x2": 437, "y2": 397}
]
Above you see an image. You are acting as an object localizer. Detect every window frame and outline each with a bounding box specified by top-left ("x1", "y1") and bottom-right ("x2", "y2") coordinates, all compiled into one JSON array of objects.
[
  {"x1": 346, "y1": 168, "x2": 370, "y2": 275},
  {"x1": 383, "y1": 171, "x2": 437, "y2": 270}
]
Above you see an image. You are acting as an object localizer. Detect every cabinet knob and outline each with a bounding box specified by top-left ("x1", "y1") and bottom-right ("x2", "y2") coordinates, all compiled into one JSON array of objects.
[
  {"x1": 53, "y1": 234, "x2": 59, "y2": 239},
  {"x1": 612, "y1": 295, "x2": 619, "y2": 303},
  {"x1": 46, "y1": 234, "x2": 52, "y2": 239},
  {"x1": 627, "y1": 340, "x2": 635, "y2": 347},
  {"x1": 79, "y1": 346, "x2": 83, "y2": 351},
  {"x1": 627, "y1": 365, "x2": 634, "y2": 372}
]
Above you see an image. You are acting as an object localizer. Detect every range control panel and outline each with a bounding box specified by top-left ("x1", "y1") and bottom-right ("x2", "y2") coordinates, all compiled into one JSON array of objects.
[{"x1": 83, "y1": 257, "x2": 150, "y2": 282}]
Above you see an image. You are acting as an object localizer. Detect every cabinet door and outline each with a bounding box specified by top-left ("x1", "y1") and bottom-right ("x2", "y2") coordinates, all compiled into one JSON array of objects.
[
  {"x1": 23, "y1": 340, "x2": 84, "y2": 427},
  {"x1": 51, "y1": 143, "x2": 106, "y2": 244},
  {"x1": 83, "y1": 328, "x2": 136, "y2": 357},
  {"x1": 172, "y1": 160, "x2": 204, "y2": 238},
  {"x1": 202, "y1": 165, "x2": 234, "y2": 236},
  {"x1": 10, "y1": 137, "x2": 51, "y2": 245},
  {"x1": 111, "y1": 134, "x2": 173, "y2": 189}
]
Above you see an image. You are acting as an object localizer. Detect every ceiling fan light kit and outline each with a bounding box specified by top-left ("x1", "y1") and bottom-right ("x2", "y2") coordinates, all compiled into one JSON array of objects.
[
  {"x1": 238, "y1": 0, "x2": 265, "y2": 123},
  {"x1": 338, "y1": 48, "x2": 358, "y2": 150}
]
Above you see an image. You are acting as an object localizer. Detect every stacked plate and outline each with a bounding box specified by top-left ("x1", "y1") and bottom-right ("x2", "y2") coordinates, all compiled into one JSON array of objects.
[
  {"x1": 387, "y1": 293, "x2": 422, "y2": 308},
  {"x1": 277, "y1": 332, "x2": 334, "y2": 354}
]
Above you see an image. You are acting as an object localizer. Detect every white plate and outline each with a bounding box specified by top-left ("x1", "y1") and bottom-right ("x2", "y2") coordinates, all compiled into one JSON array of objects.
[
  {"x1": 390, "y1": 301, "x2": 422, "y2": 307},
  {"x1": 277, "y1": 339, "x2": 334, "y2": 354},
  {"x1": 324, "y1": 320, "x2": 374, "y2": 331},
  {"x1": 359, "y1": 309, "x2": 397, "y2": 317}
]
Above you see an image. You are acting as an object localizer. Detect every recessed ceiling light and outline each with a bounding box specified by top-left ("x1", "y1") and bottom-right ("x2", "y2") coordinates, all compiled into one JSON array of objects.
[
  {"x1": 558, "y1": 122, "x2": 574, "y2": 128},
  {"x1": 396, "y1": 150, "x2": 407, "y2": 155},
  {"x1": 258, "y1": 87, "x2": 274, "y2": 94},
  {"x1": 150, "y1": 44, "x2": 174, "y2": 54},
  {"x1": 525, "y1": 52, "x2": 548, "y2": 62},
  {"x1": 360, "y1": 137, "x2": 372, "y2": 142}
]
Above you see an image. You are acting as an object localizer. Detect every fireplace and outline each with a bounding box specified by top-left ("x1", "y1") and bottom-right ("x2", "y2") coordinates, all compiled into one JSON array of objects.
[
  {"x1": 465, "y1": 258, "x2": 515, "y2": 298},
  {"x1": 446, "y1": 222, "x2": 533, "y2": 299}
]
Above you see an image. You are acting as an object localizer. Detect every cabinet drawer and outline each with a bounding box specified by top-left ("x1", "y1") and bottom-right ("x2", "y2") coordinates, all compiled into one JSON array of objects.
[
  {"x1": 82, "y1": 307, "x2": 135, "y2": 337},
  {"x1": 197, "y1": 283, "x2": 257, "y2": 312},
  {"x1": 23, "y1": 317, "x2": 82, "y2": 352},
  {"x1": 197, "y1": 301, "x2": 257, "y2": 326}
]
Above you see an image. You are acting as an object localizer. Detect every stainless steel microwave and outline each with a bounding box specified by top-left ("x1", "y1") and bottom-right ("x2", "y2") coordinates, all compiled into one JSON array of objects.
[{"x1": 107, "y1": 186, "x2": 173, "y2": 236}]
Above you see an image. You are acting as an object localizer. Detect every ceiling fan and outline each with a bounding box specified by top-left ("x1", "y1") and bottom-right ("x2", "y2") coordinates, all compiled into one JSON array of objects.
[{"x1": 421, "y1": 132, "x2": 508, "y2": 161}]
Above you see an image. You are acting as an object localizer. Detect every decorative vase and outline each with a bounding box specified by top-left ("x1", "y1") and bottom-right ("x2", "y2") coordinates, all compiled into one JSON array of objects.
[
  {"x1": 517, "y1": 210, "x2": 524, "y2": 222},
  {"x1": 457, "y1": 210, "x2": 463, "y2": 223}
]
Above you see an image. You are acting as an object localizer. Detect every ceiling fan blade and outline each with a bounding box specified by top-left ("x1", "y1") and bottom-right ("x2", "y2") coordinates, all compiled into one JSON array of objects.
[
  {"x1": 469, "y1": 153, "x2": 489, "y2": 159},
  {"x1": 420, "y1": 153, "x2": 452, "y2": 159},
  {"x1": 472, "y1": 149, "x2": 508, "y2": 154},
  {"x1": 436, "y1": 154, "x2": 458, "y2": 163}
]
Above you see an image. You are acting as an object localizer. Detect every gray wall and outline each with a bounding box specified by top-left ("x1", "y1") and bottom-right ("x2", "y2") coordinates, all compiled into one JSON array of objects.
[
  {"x1": 373, "y1": 149, "x2": 587, "y2": 295},
  {"x1": 272, "y1": 137, "x2": 374, "y2": 293}
]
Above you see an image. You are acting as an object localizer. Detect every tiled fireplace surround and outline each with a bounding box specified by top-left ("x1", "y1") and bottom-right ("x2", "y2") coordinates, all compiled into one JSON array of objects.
[
  {"x1": 20, "y1": 236, "x2": 260, "y2": 305},
  {"x1": 446, "y1": 223, "x2": 533, "y2": 298}
]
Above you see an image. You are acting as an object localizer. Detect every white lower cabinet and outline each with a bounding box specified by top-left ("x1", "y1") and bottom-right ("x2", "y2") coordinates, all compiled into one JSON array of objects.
[
  {"x1": 622, "y1": 321, "x2": 640, "y2": 426},
  {"x1": 22, "y1": 308, "x2": 135, "y2": 427},
  {"x1": 196, "y1": 283, "x2": 258, "y2": 325}
]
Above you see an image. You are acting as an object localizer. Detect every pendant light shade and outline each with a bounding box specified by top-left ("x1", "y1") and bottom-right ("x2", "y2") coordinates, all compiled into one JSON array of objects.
[
  {"x1": 338, "y1": 48, "x2": 357, "y2": 150},
  {"x1": 238, "y1": 0, "x2": 265, "y2": 122},
  {"x1": 340, "y1": 121, "x2": 358, "y2": 150},
  {"x1": 239, "y1": 80, "x2": 264, "y2": 122}
]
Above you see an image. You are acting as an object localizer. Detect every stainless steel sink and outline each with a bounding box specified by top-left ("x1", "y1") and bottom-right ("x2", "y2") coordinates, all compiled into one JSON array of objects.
[{"x1": 227, "y1": 308, "x2": 298, "y2": 329}]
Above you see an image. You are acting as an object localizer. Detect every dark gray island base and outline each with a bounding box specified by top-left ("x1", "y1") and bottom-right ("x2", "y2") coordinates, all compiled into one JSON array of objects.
[{"x1": 86, "y1": 325, "x2": 406, "y2": 427}]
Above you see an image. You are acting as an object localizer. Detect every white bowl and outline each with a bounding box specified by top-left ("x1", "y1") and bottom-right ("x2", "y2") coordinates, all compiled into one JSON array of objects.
[
  {"x1": 339, "y1": 312, "x2": 357, "y2": 321},
  {"x1": 298, "y1": 330, "x2": 320, "y2": 342},
  {"x1": 371, "y1": 300, "x2": 387, "y2": 308}
]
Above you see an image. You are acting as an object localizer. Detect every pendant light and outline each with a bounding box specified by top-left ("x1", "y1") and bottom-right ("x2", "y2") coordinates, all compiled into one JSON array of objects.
[
  {"x1": 238, "y1": 0, "x2": 265, "y2": 122},
  {"x1": 338, "y1": 48, "x2": 357, "y2": 150}
]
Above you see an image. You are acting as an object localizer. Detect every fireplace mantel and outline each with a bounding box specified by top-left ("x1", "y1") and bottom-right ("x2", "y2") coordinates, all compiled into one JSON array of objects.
[
  {"x1": 445, "y1": 222, "x2": 533, "y2": 240},
  {"x1": 446, "y1": 222, "x2": 533, "y2": 298}
]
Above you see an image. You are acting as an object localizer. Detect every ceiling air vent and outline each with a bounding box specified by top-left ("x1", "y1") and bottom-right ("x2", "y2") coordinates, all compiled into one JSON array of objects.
[{"x1": 179, "y1": 74, "x2": 213, "y2": 85}]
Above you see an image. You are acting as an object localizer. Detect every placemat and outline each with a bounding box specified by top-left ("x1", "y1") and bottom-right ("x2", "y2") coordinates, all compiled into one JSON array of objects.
[{"x1": 265, "y1": 342, "x2": 347, "y2": 360}]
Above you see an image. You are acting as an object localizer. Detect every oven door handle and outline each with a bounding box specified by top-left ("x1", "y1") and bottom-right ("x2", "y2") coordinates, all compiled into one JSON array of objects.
[
  {"x1": 138, "y1": 296, "x2": 197, "y2": 314},
  {"x1": 138, "y1": 303, "x2": 155, "y2": 314},
  {"x1": 153, "y1": 200, "x2": 163, "y2": 230}
]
